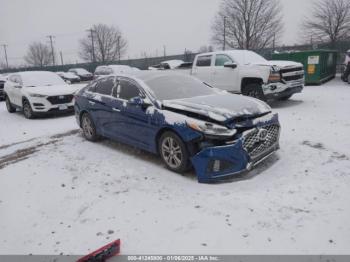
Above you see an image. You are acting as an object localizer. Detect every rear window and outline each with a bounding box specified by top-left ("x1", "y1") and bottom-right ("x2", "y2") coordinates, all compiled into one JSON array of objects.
[{"x1": 196, "y1": 55, "x2": 212, "y2": 67}]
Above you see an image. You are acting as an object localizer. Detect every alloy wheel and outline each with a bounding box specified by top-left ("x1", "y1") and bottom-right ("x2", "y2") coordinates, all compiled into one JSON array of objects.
[
  {"x1": 82, "y1": 115, "x2": 94, "y2": 139},
  {"x1": 161, "y1": 137, "x2": 183, "y2": 169},
  {"x1": 23, "y1": 101, "x2": 32, "y2": 118}
]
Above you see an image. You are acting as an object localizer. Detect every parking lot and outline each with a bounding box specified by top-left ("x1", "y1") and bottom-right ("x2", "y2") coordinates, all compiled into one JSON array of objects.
[{"x1": 0, "y1": 77, "x2": 349, "y2": 255}]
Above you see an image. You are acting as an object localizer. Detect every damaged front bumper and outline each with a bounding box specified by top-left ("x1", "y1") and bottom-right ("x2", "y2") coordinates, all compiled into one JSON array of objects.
[
  {"x1": 263, "y1": 79, "x2": 304, "y2": 100},
  {"x1": 191, "y1": 114, "x2": 280, "y2": 183}
]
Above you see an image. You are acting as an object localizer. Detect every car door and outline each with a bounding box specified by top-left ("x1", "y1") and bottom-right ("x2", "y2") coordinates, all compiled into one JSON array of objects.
[
  {"x1": 115, "y1": 78, "x2": 156, "y2": 150},
  {"x1": 9, "y1": 75, "x2": 23, "y2": 106},
  {"x1": 85, "y1": 76, "x2": 118, "y2": 137},
  {"x1": 191, "y1": 55, "x2": 214, "y2": 85},
  {"x1": 212, "y1": 54, "x2": 239, "y2": 91}
]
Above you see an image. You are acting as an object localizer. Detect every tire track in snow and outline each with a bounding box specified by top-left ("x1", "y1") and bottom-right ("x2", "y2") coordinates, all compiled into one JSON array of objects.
[{"x1": 0, "y1": 129, "x2": 79, "y2": 170}]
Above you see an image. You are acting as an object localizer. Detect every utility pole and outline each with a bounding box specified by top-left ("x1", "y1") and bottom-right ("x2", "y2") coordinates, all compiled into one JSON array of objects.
[
  {"x1": 273, "y1": 33, "x2": 276, "y2": 52},
  {"x1": 1, "y1": 44, "x2": 9, "y2": 69},
  {"x1": 117, "y1": 36, "x2": 121, "y2": 62},
  {"x1": 60, "y1": 51, "x2": 64, "y2": 65},
  {"x1": 163, "y1": 45, "x2": 166, "y2": 58},
  {"x1": 87, "y1": 29, "x2": 96, "y2": 63},
  {"x1": 223, "y1": 16, "x2": 227, "y2": 51},
  {"x1": 47, "y1": 35, "x2": 56, "y2": 66}
]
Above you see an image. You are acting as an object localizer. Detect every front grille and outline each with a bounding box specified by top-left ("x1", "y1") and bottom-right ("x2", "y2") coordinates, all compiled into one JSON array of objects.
[
  {"x1": 0, "y1": 81, "x2": 4, "y2": 89},
  {"x1": 283, "y1": 74, "x2": 304, "y2": 82},
  {"x1": 243, "y1": 124, "x2": 280, "y2": 160},
  {"x1": 47, "y1": 95, "x2": 73, "y2": 105},
  {"x1": 280, "y1": 67, "x2": 304, "y2": 83},
  {"x1": 280, "y1": 67, "x2": 303, "y2": 74}
]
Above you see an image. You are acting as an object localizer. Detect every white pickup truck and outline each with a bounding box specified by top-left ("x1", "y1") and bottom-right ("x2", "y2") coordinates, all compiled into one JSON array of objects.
[{"x1": 176, "y1": 50, "x2": 305, "y2": 101}]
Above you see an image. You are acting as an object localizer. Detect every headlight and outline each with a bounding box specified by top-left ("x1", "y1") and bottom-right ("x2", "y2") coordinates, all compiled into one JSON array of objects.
[
  {"x1": 187, "y1": 120, "x2": 237, "y2": 138},
  {"x1": 268, "y1": 66, "x2": 281, "y2": 83},
  {"x1": 29, "y1": 93, "x2": 46, "y2": 98}
]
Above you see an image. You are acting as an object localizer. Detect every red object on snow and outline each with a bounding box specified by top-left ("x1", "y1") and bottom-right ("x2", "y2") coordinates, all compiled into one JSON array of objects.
[{"x1": 77, "y1": 239, "x2": 121, "y2": 262}]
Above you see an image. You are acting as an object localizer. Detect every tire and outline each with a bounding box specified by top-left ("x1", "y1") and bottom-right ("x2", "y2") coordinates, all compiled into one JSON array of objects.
[
  {"x1": 242, "y1": 83, "x2": 266, "y2": 101},
  {"x1": 158, "y1": 131, "x2": 191, "y2": 173},
  {"x1": 22, "y1": 99, "x2": 35, "y2": 119},
  {"x1": 5, "y1": 96, "x2": 16, "y2": 113},
  {"x1": 81, "y1": 113, "x2": 99, "y2": 142},
  {"x1": 278, "y1": 94, "x2": 293, "y2": 101}
]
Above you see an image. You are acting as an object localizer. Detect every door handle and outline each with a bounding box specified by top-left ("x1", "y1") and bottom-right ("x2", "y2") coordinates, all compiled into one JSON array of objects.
[
  {"x1": 88, "y1": 101, "x2": 95, "y2": 105},
  {"x1": 112, "y1": 108, "x2": 121, "y2": 112}
]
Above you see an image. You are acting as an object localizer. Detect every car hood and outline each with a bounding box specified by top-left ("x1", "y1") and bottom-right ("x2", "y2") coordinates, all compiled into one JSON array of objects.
[
  {"x1": 253, "y1": 60, "x2": 303, "y2": 68},
  {"x1": 163, "y1": 93, "x2": 271, "y2": 123},
  {"x1": 25, "y1": 84, "x2": 79, "y2": 96}
]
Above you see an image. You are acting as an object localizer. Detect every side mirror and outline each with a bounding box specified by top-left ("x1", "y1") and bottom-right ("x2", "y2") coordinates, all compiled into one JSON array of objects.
[
  {"x1": 224, "y1": 62, "x2": 238, "y2": 69},
  {"x1": 129, "y1": 96, "x2": 152, "y2": 109},
  {"x1": 65, "y1": 80, "x2": 72, "y2": 84}
]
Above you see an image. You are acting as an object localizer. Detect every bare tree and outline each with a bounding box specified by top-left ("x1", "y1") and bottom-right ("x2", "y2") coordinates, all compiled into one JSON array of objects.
[
  {"x1": 302, "y1": 0, "x2": 350, "y2": 46},
  {"x1": 198, "y1": 45, "x2": 214, "y2": 53},
  {"x1": 79, "y1": 24, "x2": 128, "y2": 63},
  {"x1": 212, "y1": 0, "x2": 283, "y2": 50},
  {"x1": 24, "y1": 42, "x2": 52, "y2": 67}
]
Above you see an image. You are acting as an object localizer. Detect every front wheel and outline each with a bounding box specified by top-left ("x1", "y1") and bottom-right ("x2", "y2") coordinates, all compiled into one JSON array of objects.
[
  {"x1": 23, "y1": 99, "x2": 34, "y2": 119},
  {"x1": 81, "y1": 113, "x2": 99, "y2": 142},
  {"x1": 5, "y1": 96, "x2": 16, "y2": 113},
  {"x1": 242, "y1": 83, "x2": 266, "y2": 101},
  {"x1": 159, "y1": 131, "x2": 191, "y2": 173}
]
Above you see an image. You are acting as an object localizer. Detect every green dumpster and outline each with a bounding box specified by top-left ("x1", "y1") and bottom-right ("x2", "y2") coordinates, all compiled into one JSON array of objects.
[{"x1": 271, "y1": 50, "x2": 338, "y2": 85}]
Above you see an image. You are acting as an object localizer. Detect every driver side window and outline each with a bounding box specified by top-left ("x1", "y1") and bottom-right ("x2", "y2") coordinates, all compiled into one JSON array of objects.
[
  {"x1": 119, "y1": 79, "x2": 141, "y2": 100},
  {"x1": 215, "y1": 54, "x2": 233, "y2": 66}
]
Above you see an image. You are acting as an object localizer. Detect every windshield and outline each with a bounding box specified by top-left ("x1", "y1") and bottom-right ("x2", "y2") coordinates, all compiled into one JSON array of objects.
[
  {"x1": 143, "y1": 74, "x2": 216, "y2": 101},
  {"x1": 21, "y1": 72, "x2": 66, "y2": 87}
]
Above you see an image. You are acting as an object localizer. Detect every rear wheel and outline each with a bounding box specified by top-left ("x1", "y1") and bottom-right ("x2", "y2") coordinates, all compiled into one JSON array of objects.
[
  {"x1": 22, "y1": 99, "x2": 34, "y2": 119},
  {"x1": 81, "y1": 113, "x2": 99, "y2": 142},
  {"x1": 5, "y1": 96, "x2": 16, "y2": 113},
  {"x1": 242, "y1": 83, "x2": 266, "y2": 101},
  {"x1": 159, "y1": 131, "x2": 190, "y2": 173}
]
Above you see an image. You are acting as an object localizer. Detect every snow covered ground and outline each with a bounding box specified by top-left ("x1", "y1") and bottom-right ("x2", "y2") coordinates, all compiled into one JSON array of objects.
[{"x1": 0, "y1": 78, "x2": 349, "y2": 255}]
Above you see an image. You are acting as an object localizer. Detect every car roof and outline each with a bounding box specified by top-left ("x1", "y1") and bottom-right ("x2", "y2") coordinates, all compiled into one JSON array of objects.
[{"x1": 197, "y1": 50, "x2": 256, "y2": 56}]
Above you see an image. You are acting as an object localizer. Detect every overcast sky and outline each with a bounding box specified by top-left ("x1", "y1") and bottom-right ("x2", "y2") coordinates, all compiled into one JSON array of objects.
[{"x1": 0, "y1": 0, "x2": 313, "y2": 66}]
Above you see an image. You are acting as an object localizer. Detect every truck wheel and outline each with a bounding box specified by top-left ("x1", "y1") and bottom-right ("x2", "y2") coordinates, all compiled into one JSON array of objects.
[
  {"x1": 5, "y1": 96, "x2": 16, "y2": 113},
  {"x1": 23, "y1": 99, "x2": 35, "y2": 119},
  {"x1": 278, "y1": 94, "x2": 293, "y2": 101},
  {"x1": 242, "y1": 83, "x2": 266, "y2": 101},
  {"x1": 158, "y1": 131, "x2": 191, "y2": 173}
]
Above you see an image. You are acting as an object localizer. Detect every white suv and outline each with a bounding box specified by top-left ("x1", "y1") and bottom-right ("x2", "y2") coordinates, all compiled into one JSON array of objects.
[{"x1": 4, "y1": 71, "x2": 79, "y2": 119}]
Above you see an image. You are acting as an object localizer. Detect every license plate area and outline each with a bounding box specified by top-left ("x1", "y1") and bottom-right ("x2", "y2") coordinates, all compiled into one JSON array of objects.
[{"x1": 58, "y1": 104, "x2": 68, "y2": 110}]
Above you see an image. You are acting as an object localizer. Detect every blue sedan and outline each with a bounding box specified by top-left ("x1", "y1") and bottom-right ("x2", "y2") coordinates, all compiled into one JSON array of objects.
[{"x1": 74, "y1": 71, "x2": 280, "y2": 183}]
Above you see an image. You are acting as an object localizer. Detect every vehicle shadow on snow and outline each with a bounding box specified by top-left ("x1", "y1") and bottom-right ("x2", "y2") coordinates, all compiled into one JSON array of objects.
[
  {"x1": 85, "y1": 132, "x2": 279, "y2": 184},
  {"x1": 268, "y1": 99, "x2": 303, "y2": 109}
]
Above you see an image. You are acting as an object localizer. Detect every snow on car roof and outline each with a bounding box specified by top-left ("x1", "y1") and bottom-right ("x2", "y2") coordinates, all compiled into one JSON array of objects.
[
  {"x1": 199, "y1": 50, "x2": 267, "y2": 64},
  {"x1": 14, "y1": 71, "x2": 66, "y2": 86},
  {"x1": 133, "y1": 70, "x2": 192, "y2": 82}
]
